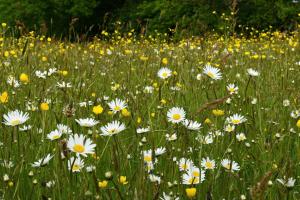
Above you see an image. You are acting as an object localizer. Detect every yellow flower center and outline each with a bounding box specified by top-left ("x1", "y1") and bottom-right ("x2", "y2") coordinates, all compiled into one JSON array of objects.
[
  {"x1": 207, "y1": 71, "x2": 215, "y2": 78},
  {"x1": 11, "y1": 119, "x2": 21, "y2": 126},
  {"x1": 144, "y1": 155, "x2": 152, "y2": 162},
  {"x1": 181, "y1": 163, "x2": 188, "y2": 170},
  {"x1": 73, "y1": 144, "x2": 85, "y2": 153},
  {"x1": 52, "y1": 135, "x2": 60, "y2": 140},
  {"x1": 232, "y1": 119, "x2": 241, "y2": 124},
  {"x1": 224, "y1": 164, "x2": 231, "y2": 170},
  {"x1": 172, "y1": 114, "x2": 181, "y2": 120},
  {"x1": 72, "y1": 164, "x2": 81, "y2": 171},
  {"x1": 114, "y1": 106, "x2": 121, "y2": 111},
  {"x1": 188, "y1": 177, "x2": 199, "y2": 184},
  {"x1": 229, "y1": 88, "x2": 235, "y2": 92},
  {"x1": 205, "y1": 162, "x2": 213, "y2": 169},
  {"x1": 162, "y1": 72, "x2": 168, "y2": 78},
  {"x1": 192, "y1": 171, "x2": 200, "y2": 177},
  {"x1": 108, "y1": 129, "x2": 116, "y2": 134}
]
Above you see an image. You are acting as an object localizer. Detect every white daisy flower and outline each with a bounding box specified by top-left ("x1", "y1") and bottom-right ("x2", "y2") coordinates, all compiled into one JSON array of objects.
[
  {"x1": 143, "y1": 150, "x2": 154, "y2": 163},
  {"x1": 247, "y1": 68, "x2": 260, "y2": 77},
  {"x1": 19, "y1": 125, "x2": 32, "y2": 131},
  {"x1": 68, "y1": 157, "x2": 84, "y2": 172},
  {"x1": 290, "y1": 110, "x2": 300, "y2": 119},
  {"x1": 137, "y1": 127, "x2": 150, "y2": 134},
  {"x1": 201, "y1": 157, "x2": 216, "y2": 170},
  {"x1": 100, "y1": 121, "x2": 126, "y2": 136},
  {"x1": 7, "y1": 76, "x2": 20, "y2": 88},
  {"x1": 236, "y1": 133, "x2": 246, "y2": 141},
  {"x1": 67, "y1": 134, "x2": 96, "y2": 157},
  {"x1": 182, "y1": 166, "x2": 205, "y2": 185},
  {"x1": 227, "y1": 83, "x2": 238, "y2": 94},
  {"x1": 282, "y1": 99, "x2": 290, "y2": 107},
  {"x1": 203, "y1": 65, "x2": 222, "y2": 80},
  {"x1": 277, "y1": 177, "x2": 296, "y2": 188},
  {"x1": 145, "y1": 161, "x2": 155, "y2": 173},
  {"x1": 155, "y1": 147, "x2": 166, "y2": 156},
  {"x1": 226, "y1": 114, "x2": 247, "y2": 125},
  {"x1": 35, "y1": 70, "x2": 47, "y2": 79},
  {"x1": 167, "y1": 107, "x2": 186, "y2": 124},
  {"x1": 224, "y1": 124, "x2": 235, "y2": 133},
  {"x1": 86, "y1": 165, "x2": 96, "y2": 172},
  {"x1": 221, "y1": 159, "x2": 240, "y2": 172},
  {"x1": 47, "y1": 130, "x2": 62, "y2": 140},
  {"x1": 157, "y1": 67, "x2": 172, "y2": 79},
  {"x1": 48, "y1": 68, "x2": 57, "y2": 76},
  {"x1": 160, "y1": 193, "x2": 179, "y2": 200},
  {"x1": 182, "y1": 119, "x2": 202, "y2": 131},
  {"x1": 107, "y1": 98, "x2": 127, "y2": 113},
  {"x1": 57, "y1": 124, "x2": 72, "y2": 135},
  {"x1": 201, "y1": 135, "x2": 214, "y2": 144},
  {"x1": 178, "y1": 158, "x2": 194, "y2": 171},
  {"x1": 57, "y1": 81, "x2": 72, "y2": 88},
  {"x1": 149, "y1": 174, "x2": 161, "y2": 184},
  {"x1": 75, "y1": 118, "x2": 99, "y2": 127},
  {"x1": 3, "y1": 110, "x2": 29, "y2": 126},
  {"x1": 166, "y1": 133, "x2": 177, "y2": 141},
  {"x1": 144, "y1": 86, "x2": 154, "y2": 94},
  {"x1": 31, "y1": 154, "x2": 54, "y2": 168}
]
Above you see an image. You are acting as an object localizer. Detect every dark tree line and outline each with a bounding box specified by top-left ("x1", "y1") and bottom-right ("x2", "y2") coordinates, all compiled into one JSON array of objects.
[{"x1": 0, "y1": 0, "x2": 299, "y2": 38}]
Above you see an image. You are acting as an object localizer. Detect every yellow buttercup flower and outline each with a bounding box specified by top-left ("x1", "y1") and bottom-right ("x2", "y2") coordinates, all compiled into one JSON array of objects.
[
  {"x1": 162, "y1": 57, "x2": 168, "y2": 65},
  {"x1": 204, "y1": 118, "x2": 212, "y2": 124},
  {"x1": 93, "y1": 105, "x2": 104, "y2": 115},
  {"x1": 185, "y1": 188, "x2": 197, "y2": 199},
  {"x1": 98, "y1": 180, "x2": 108, "y2": 188},
  {"x1": 296, "y1": 119, "x2": 300, "y2": 128},
  {"x1": 121, "y1": 108, "x2": 131, "y2": 117},
  {"x1": 41, "y1": 56, "x2": 48, "y2": 62},
  {"x1": 137, "y1": 117, "x2": 142, "y2": 124},
  {"x1": 62, "y1": 70, "x2": 68, "y2": 76},
  {"x1": 40, "y1": 102, "x2": 49, "y2": 111},
  {"x1": 160, "y1": 99, "x2": 167, "y2": 104},
  {"x1": 212, "y1": 109, "x2": 225, "y2": 116},
  {"x1": 0, "y1": 91, "x2": 8, "y2": 103},
  {"x1": 119, "y1": 176, "x2": 128, "y2": 185},
  {"x1": 20, "y1": 73, "x2": 29, "y2": 84}
]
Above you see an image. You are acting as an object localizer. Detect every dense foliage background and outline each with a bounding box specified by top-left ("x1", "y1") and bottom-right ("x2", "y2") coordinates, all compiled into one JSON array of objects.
[{"x1": 0, "y1": 0, "x2": 299, "y2": 38}]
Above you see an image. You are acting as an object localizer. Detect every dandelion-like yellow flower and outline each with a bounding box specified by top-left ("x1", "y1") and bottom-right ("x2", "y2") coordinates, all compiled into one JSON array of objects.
[
  {"x1": 119, "y1": 176, "x2": 128, "y2": 185},
  {"x1": 98, "y1": 180, "x2": 108, "y2": 188},
  {"x1": 162, "y1": 57, "x2": 168, "y2": 65},
  {"x1": 121, "y1": 108, "x2": 131, "y2": 117},
  {"x1": 212, "y1": 109, "x2": 225, "y2": 116},
  {"x1": 185, "y1": 188, "x2": 197, "y2": 199},
  {"x1": 93, "y1": 105, "x2": 103, "y2": 115},
  {"x1": 40, "y1": 102, "x2": 49, "y2": 111},
  {"x1": 0, "y1": 91, "x2": 8, "y2": 103},
  {"x1": 296, "y1": 119, "x2": 300, "y2": 128},
  {"x1": 20, "y1": 73, "x2": 29, "y2": 84}
]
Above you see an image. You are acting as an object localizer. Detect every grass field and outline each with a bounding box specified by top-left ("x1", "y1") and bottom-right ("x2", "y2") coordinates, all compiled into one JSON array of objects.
[{"x1": 0, "y1": 25, "x2": 300, "y2": 199}]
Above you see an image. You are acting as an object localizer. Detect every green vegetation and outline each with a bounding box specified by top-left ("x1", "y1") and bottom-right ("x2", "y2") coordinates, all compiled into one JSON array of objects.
[
  {"x1": 0, "y1": 25, "x2": 300, "y2": 199},
  {"x1": 0, "y1": 0, "x2": 299, "y2": 37}
]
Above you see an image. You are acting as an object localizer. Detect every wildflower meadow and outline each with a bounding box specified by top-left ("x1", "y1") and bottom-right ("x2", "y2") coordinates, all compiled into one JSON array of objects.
[{"x1": 0, "y1": 23, "x2": 300, "y2": 200}]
